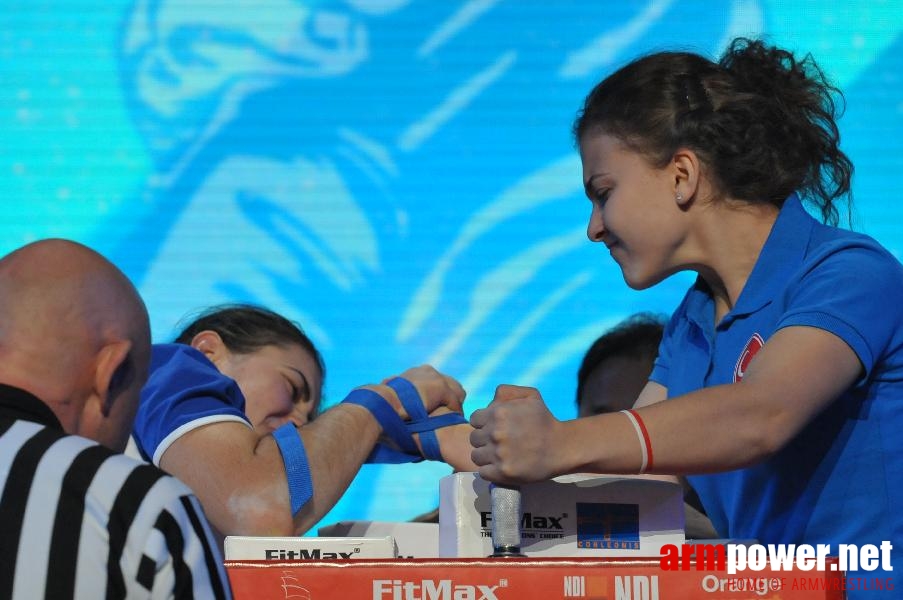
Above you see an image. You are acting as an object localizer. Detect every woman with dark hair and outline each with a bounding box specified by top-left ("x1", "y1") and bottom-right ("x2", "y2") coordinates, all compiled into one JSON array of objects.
[
  {"x1": 174, "y1": 304, "x2": 326, "y2": 430},
  {"x1": 471, "y1": 39, "x2": 903, "y2": 590},
  {"x1": 130, "y1": 304, "x2": 475, "y2": 538}
]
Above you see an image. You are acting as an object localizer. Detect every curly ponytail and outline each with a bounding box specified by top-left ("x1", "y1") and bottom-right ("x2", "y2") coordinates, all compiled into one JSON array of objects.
[{"x1": 573, "y1": 38, "x2": 853, "y2": 225}]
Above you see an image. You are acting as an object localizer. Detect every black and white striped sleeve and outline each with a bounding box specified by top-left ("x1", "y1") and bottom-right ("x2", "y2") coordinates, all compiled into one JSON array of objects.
[
  {"x1": 91, "y1": 456, "x2": 232, "y2": 599},
  {"x1": 0, "y1": 420, "x2": 231, "y2": 599}
]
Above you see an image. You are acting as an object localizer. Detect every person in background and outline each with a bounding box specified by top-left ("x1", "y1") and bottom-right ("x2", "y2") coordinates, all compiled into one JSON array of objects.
[
  {"x1": 471, "y1": 38, "x2": 902, "y2": 595},
  {"x1": 131, "y1": 304, "x2": 477, "y2": 538},
  {"x1": 0, "y1": 239, "x2": 229, "y2": 599},
  {"x1": 576, "y1": 312, "x2": 718, "y2": 539},
  {"x1": 576, "y1": 313, "x2": 667, "y2": 417}
]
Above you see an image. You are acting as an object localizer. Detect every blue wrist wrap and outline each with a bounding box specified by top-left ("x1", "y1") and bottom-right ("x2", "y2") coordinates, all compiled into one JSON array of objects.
[
  {"x1": 385, "y1": 377, "x2": 443, "y2": 460},
  {"x1": 341, "y1": 378, "x2": 467, "y2": 464}
]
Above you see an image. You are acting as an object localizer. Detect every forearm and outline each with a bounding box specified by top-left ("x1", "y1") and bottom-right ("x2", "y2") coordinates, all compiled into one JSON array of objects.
[
  {"x1": 288, "y1": 377, "x2": 475, "y2": 529},
  {"x1": 290, "y1": 403, "x2": 381, "y2": 534},
  {"x1": 475, "y1": 327, "x2": 862, "y2": 484},
  {"x1": 162, "y1": 374, "x2": 466, "y2": 536},
  {"x1": 158, "y1": 404, "x2": 381, "y2": 537},
  {"x1": 560, "y1": 383, "x2": 792, "y2": 476}
]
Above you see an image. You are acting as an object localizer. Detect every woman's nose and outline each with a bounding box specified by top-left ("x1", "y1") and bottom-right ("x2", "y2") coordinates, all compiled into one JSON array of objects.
[{"x1": 587, "y1": 206, "x2": 605, "y2": 242}]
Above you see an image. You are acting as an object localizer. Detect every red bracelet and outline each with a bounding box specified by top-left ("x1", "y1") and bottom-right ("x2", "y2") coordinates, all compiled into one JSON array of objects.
[{"x1": 621, "y1": 409, "x2": 654, "y2": 473}]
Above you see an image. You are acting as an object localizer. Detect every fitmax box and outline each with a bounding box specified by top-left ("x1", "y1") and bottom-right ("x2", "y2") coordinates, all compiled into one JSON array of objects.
[
  {"x1": 318, "y1": 521, "x2": 439, "y2": 558},
  {"x1": 223, "y1": 535, "x2": 398, "y2": 561},
  {"x1": 439, "y1": 472, "x2": 685, "y2": 558}
]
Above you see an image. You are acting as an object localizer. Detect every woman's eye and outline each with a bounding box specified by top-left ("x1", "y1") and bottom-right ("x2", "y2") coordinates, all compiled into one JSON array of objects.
[
  {"x1": 286, "y1": 379, "x2": 300, "y2": 402},
  {"x1": 594, "y1": 189, "x2": 610, "y2": 204}
]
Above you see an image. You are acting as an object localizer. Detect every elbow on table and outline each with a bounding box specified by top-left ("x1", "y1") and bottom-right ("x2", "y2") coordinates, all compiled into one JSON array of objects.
[{"x1": 216, "y1": 490, "x2": 296, "y2": 537}]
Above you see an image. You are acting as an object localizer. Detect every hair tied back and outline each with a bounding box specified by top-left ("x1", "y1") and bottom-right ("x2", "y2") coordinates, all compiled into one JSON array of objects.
[{"x1": 678, "y1": 74, "x2": 712, "y2": 114}]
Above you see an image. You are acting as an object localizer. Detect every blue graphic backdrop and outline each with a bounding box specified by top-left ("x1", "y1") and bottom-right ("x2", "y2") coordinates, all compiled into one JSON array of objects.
[{"x1": 3, "y1": 1, "x2": 903, "y2": 531}]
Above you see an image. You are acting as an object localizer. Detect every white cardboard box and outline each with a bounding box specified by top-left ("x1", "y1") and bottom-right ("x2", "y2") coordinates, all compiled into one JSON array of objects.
[
  {"x1": 318, "y1": 521, "x2": 439, "y2": 558},
  {"x1": 223, "y1": 535, "x2": 398, "y2": 560},
  {"x1": 439, "y1": 472, "x2": 685, "y2": 557}
]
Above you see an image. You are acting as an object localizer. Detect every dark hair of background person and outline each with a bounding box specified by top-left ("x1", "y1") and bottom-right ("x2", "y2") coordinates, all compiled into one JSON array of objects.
[
  {"x1": 174, "y1": 303, "x2": 326, "y2": 416},
  {"x1": 576, "y1": 312, "x2": 665, "y2": 409},
  {"x1": 572, "y1": 37, "x2": 854, "y2": 227}
]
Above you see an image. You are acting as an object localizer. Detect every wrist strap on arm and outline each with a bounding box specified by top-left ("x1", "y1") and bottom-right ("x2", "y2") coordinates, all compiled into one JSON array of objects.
[
  {"x1": 341, "y1": 379, "x2": 467, "y2": 464},
  {"x1": 342, "y1": 387, "x2": 423, "y2": 463},
  {"x1": 272, "y1": 422, "x2": 313, "y2": 515}
]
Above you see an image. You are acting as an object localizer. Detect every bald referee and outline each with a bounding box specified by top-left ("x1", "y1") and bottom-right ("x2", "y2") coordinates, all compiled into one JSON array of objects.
[{"x1": 0, "y1": 239, "x2": 229, "y2": 599}]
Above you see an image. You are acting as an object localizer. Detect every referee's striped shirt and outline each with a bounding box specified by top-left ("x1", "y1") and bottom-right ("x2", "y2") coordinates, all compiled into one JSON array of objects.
[{"x1": 0, "y1": 384, "x2": 231, "y2": 599}]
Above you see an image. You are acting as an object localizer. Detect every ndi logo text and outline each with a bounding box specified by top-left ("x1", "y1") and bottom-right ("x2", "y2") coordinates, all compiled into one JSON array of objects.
[{"x1": 563, "y1": 575, "x2": 659, "y2": 599}]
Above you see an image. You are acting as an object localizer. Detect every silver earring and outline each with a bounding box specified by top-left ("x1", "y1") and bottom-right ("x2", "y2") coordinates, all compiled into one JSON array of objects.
[{"x1": 676, "y1": 192, "x2": 683, "y2": 202}]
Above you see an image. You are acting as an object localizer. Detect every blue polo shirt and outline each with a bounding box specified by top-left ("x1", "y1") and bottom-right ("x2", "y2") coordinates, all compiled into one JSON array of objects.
[
  {"x1": 131, "y1": 344, "x2": 252, "y2": 465},
  {"x1": 651, "y1": 196, "x2": 903, "y2": 585}
]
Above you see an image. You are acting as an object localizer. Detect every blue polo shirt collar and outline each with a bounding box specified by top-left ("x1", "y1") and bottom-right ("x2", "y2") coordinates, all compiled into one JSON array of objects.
[{"x1": 683, "y1": 194, "x2": 815, "y2": 332}]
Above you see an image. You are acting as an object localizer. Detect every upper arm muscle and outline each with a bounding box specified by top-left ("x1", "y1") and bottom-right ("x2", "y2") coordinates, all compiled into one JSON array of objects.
[
  {"x1": 738, "y1": 325, "x2": 862, "y2": 443},
  {"x1": 159, "y1": 421, "x2": 291, "y2": 535}
]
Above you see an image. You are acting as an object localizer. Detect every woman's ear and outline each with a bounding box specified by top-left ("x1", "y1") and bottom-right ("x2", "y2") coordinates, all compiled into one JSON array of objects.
[
  {"x1": 190, "y1": 330, "x2": 227, "y2": 362},
  {"x1": 671, "y1": 147, "x2": 701, "y2": 207}
]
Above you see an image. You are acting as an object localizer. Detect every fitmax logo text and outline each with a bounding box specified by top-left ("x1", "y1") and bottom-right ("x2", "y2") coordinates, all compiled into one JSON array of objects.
[
  {"x1": 264, "y1": 548, "x2": 357, "y2": 560},
  {"x1": 373, "y1": 579, "x2": 502, "y2": 600},
  {"x1": 479, "y1": 511, "x2": 565, "y2": 530}
]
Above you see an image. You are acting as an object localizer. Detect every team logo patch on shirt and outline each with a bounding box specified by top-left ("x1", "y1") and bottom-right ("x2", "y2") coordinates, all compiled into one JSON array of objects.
[{"x1": 734, "y1": 333, "x2": 765, "y2": 382}]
